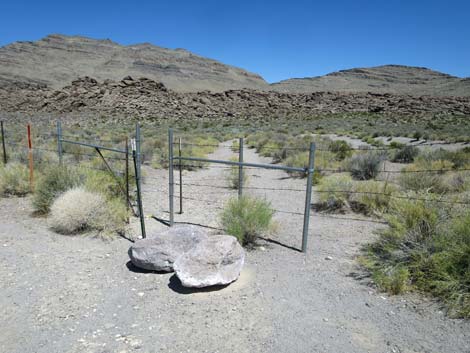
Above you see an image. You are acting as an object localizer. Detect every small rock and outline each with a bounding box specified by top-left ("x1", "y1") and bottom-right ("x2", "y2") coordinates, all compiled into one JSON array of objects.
[{"x1": 325, "y1": 256, "x2": 333, "y2": 260}]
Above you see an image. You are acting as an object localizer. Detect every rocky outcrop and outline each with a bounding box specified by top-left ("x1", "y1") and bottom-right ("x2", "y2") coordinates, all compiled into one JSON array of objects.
[
  {"x1": 1, "y1": 76, "x2": 469, "y2": 120},
  {"x1": 173, "y1": 235, "x2": 245, "y2": 288}
]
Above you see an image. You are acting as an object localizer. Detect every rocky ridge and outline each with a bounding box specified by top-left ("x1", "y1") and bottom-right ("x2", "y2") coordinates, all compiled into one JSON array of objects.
[{"x1": 1, "y1": 76, "x2": 469, "y2": 120}]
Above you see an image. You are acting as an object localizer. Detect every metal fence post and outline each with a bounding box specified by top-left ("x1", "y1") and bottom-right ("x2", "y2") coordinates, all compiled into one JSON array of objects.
[
  {"x1": 238, "y1": 137, "x2": 244, "y2": 198},
  {"x1": 27, "y1": 124, "x2": 34, "y2": 192},
  {"x1": 178, "y1": 137, "x2": 183, "y2": 214},
  {"x1": 1, "y1": 121, "x2": 7, "y2": 165},
  {"x1": 133, "y1": 124, "x2": 146, "y2": 239},
  {"x1": 56, "y1": 121, "x2": 63, "y2": 164},
  {"x1": 302, "y1": 142, "x2": 315, "y2": 253},
  {"x1": 168, "y1": 128, "x2": 174, "y2": 226},
  {"x1": 125, "y1": 139, "x2": 130, "y2": 223}
]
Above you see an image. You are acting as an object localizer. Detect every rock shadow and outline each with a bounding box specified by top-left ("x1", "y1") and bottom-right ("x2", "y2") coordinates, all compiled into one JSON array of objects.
[
  {"x1": 168, "y1": 274, "x2": 229, "y2": 294},
  {"x1": 125, "y1": 261, "x2": 169, "y2": 275}
]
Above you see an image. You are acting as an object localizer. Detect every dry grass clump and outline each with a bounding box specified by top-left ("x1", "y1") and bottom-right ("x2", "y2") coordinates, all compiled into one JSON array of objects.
[
  {"x1": 49, "y1": 187, "x2": 126, "y2": 236},
  {"x1": 316, "y1": 174, "x2": 354, "y2": 211},
  {"x1": 0, "y1": 163, "x2": 30, "y2": 196}
]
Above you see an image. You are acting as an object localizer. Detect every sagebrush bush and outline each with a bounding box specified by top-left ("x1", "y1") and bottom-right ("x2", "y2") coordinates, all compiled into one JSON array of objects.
[
  {"x1": 347, "y1": 151, "x2": 385, "y2": 180},
  {"x1": 33, "y1": 165, "x2": 81, "y2": 214},
  {"x1": 317, "y1": 174, "x2": 353, "y2": 211},
  {"x1": 221, "y1": 196, "x2": 274, "y2": 246},
  {"x1": 392, "y1": 145, "x2": 419, "y2": 163},
  {"x1": 0, "y1": 163, "x2": 30, "y2": 196},
  {"x1": 49, "y1": 187, "x2": 127, "y2": 236}
]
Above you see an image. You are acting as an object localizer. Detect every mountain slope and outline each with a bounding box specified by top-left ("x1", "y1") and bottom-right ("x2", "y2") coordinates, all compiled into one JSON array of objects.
[
  {"x1": 271, "y1": 65, "x2": 470, "y2": 96},
  {"x1": 0, "y1": 34, "x2": 268, "y2": 92}
]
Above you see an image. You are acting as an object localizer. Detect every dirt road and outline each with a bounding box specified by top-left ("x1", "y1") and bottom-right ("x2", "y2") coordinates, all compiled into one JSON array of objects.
[{"x1": 1, "y1": 144, "x2": 469, "y2": 353}]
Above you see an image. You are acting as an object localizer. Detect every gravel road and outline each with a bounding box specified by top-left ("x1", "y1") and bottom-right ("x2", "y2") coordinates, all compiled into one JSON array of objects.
[{"x1": 1, "y1": 143, "x2": 469, "y2": 353}]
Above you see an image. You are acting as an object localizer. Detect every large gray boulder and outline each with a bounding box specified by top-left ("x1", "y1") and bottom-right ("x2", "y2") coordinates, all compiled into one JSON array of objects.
[
  {"x1": 174, "y1": 234, "x2": 245, "y2": 288},
  {"x1": 128, "y1": 225, "x2": 207, "y2": 272}
]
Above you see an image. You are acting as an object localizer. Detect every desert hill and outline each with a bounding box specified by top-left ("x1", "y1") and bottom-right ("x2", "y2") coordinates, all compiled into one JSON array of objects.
[
  {"x1": 0, "y1": 34, "x2": 268, "y2": 92},
  {"x1": 270, "y1": 65, "x2": 470, "y2": 96}
]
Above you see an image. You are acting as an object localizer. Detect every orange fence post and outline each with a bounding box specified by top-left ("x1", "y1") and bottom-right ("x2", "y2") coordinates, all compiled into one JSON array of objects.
[{"x1": 27, "y1": 124, "x2": 34, "y2": 192}]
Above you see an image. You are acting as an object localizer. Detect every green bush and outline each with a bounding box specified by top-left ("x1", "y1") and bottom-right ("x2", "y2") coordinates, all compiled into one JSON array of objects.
[
  {"x1": 221, "y1": 196, "x2": 274, "y2": 246},
  {"x1": 329, "y1": 140, "x2": 352, "y2": 161},
  {"x1": 33, "y1": 165, "x2": 81, "y2": 214},
  {"x1": 347, "y1": 151, "x2": 385, "y2": 180},
  {"x1": 364, "y1": 197, "x2": 470, "y2": 317},
  {"x1": 372, "y1": 266, "x2": 410, "y2": 295},
  {"x1": 392, "y1": 145, "x2": 419, "y2": 163},
  {"x1": 0, "y1": 163, "x2": 30, "y2": 196}
]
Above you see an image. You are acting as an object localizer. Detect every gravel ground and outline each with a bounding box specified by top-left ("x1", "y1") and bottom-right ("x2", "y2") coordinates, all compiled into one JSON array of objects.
[{"x1": 1, "y1": 144, "x2": 470, "y2": 353}]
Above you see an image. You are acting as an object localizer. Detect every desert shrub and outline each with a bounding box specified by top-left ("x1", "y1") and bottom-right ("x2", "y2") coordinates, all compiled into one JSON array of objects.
[
  {"x1": 316, "y1": 174, "x2": 353, "y2": 211},
  {"x1": 372, "y1": 266, "x2": 410, "y2": 295},
  {"x1": 0, "y1": 163, "x2": 30, "y2": 196},
  {"x1": 347, "y1": 151, "x2": 385, "y2": 180},
  {"x1": 49, "y1": 187, "x2": 127, "y2": 236},
  {"x1": 364, "y1": 197, "x2": 470, "y2": 317},
  {"x1": 398, "y1": 160, "x2": 454, "y2": 193},
  {"x1": 81, "y1": 168, "x2": 126, "y2": 200},
  {"x1": 221, "y1": 196, "x2": 274, "y2": 246},
  {"x1": 33, "y1": 165, "x2": 81, "y2": 214},
  {"x1": 329, "y1": 140, "x2": 352, "y2": 161},
  {"x1": 417, "y1": 148, "x2": 470, "y2": 169},
  {"x1": 392, "y1": 145, "x2": 419, "y2": 163},
  {"x1": 350, "y1": 181, "x2": 397, "y2": 215}
]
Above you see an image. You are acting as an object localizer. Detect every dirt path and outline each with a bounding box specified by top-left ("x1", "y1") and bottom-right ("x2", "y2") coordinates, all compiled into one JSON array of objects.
[{"x1": 1, "y1": 143, "x2": 470, "y2": 353}]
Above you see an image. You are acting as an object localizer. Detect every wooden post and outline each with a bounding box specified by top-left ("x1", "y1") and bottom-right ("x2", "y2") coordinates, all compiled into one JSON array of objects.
[{"x1": 27, "y1": 124, "x2": 34, "y2": 192}]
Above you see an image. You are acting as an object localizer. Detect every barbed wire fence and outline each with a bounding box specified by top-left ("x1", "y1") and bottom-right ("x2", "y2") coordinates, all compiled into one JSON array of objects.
[
  {"x1": 0, "y1": 120, "x2": 148, "y2": 239},
  {"x1": 1, "y1": 121, "x2": 469, "y2": 250}
]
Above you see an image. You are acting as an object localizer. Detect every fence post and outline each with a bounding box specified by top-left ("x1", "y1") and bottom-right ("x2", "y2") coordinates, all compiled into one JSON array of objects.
[
  {"x1": 168, "y1": 128, "x2": 174, "y2": 226},
  {"x1": 302, "y1": 142, "x2": 315, "y2": 253},
  {"x1": 133, "y1": 124, "x2": 146, "y2": 239},
  {"x1": 125, "y1": 139, "x2": 130, "y2": 224},
  {"x1": 238, "y1": 137, "x2": 244, "y2": 198},
  {"x1": 27, "y1": 124, "x2": 34, "y2": 192},
  {"x1": 1, "y1": 121, "x2": 6, "y2": 165},
  {"x1": 56, "y1": 121, "x2": 63, "y2": 164},
  {"x1": 178, "y1": 137, "x2": 183, "y2": 214}
]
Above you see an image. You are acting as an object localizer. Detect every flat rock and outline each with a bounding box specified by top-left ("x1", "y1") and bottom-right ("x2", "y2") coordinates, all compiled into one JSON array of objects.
[
  {"x1": 174, "y1": 234, "x2": 245, "y2": 288},
  {"x1": 128, "y1": 225, "x2": 207, "y2": 272}
]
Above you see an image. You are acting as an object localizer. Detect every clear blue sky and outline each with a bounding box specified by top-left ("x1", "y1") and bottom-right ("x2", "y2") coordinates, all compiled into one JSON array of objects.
[{"x1": 1, "y1": 0, "x2": 469, "y2": 83}]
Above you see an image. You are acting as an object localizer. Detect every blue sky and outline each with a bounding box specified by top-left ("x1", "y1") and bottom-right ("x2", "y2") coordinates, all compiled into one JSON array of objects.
[{"x1": 1, "y1": 0, "x2": 469, "y2": 83}]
